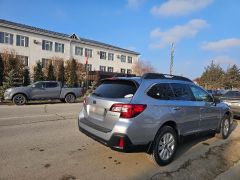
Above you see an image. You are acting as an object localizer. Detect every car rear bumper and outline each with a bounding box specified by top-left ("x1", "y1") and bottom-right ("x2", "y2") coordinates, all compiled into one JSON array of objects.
[
  {"x1": 78, "y1": 110, "x2": 150, "y2": 152},
  {"x1": 78, "y1": 124, "x2": 146, "y2": 152}
]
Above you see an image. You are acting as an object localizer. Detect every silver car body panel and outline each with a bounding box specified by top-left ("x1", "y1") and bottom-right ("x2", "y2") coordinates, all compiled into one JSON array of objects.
[
  {"x1": 4, "y1": 81, "x2": 82, "y2": 101},
  {"x1": 78, "y1": 77, "x2": 232, "y2": 146}
]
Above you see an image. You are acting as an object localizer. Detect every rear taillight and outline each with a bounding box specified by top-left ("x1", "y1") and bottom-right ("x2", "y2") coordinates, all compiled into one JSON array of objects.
[{"x1": 110, "y1": 104, "x2": 146, "y2": 118}]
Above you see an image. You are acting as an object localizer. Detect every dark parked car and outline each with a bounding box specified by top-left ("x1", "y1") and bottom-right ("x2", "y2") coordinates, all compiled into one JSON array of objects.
[
  {"x1": 207, "y1": 90, "x2": 224, "y2": 97},
  {"x1": 221, "y1": 90, "x2": 240, "y2": 116}
]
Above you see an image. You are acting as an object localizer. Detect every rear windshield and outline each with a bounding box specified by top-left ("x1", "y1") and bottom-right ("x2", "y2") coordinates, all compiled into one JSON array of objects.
[{"x1": 92, "y1": 80, "x2": 138, "y2": 98}]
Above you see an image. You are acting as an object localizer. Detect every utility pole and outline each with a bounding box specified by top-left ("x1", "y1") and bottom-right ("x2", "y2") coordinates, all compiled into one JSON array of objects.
[{"x1": 170, "y1": 42, "x2": 175, "y2": 75}]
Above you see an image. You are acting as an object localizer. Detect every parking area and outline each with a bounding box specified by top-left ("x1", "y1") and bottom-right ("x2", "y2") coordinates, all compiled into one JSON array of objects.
[{"x1": 0, "y1": 103, "x2": 240, "y2": 180}]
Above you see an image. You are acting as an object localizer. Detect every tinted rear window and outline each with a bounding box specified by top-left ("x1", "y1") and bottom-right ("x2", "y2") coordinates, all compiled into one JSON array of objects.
[{"x1": 92, "y1": 80, "x2": 138, "y2": 98}]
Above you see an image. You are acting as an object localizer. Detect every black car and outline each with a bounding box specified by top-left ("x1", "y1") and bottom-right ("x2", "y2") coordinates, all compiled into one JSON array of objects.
[{"x1": 221, "y1": 90, "x2": 240, "y2": 116}]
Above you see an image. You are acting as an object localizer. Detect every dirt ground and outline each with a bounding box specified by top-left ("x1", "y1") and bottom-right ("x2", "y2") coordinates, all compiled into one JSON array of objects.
[{"x1": 0, "y1": 103, "x2": 239, "y2": 180}]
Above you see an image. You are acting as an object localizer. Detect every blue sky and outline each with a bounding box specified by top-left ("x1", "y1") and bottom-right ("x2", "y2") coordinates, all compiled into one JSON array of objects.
[{"x1": 0, "y1": 0, "x2": 240, "y2": 78}]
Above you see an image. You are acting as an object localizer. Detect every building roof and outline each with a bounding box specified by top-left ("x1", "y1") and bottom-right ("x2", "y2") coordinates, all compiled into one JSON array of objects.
[{"x1": 0, "y1": 19, "x2": 140, "y2": 55}]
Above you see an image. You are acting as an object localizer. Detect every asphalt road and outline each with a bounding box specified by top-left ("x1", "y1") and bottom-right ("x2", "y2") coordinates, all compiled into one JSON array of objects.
[{"x1": 0, "y1": 103, "x2": 240, "y2": 180}]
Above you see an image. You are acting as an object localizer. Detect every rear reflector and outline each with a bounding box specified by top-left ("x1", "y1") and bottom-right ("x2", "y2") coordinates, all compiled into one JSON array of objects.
[
  {"x1": 119, "y1": 137, "x2": 124, "y2": 148},
  {"x1": 110, "y1": 104, "x2": 146, "y2": 118}
]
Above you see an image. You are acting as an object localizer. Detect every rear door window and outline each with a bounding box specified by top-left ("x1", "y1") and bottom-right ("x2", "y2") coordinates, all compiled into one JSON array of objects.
[
  {"x1": 170, "y1": 83, "x2": 195, "y2": 101},
  {"x1": 147, "y1": 83, "x2": 174, "y2": 100},
  {"x1": 46, "y1": 82, "x2": 58, "y2": 88},
  {"x1": 92, "y1": 80, "x2": 138, "y2": 98}
]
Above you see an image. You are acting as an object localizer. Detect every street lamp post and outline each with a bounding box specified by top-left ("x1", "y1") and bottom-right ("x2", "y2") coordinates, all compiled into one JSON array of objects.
[{"x1": 170, "y1": 42, "x2": 175, "y2": 75}]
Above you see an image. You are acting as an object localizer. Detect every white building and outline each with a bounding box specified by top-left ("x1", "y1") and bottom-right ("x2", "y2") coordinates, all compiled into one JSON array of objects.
[{"x1": 0, "y1": 19, "x2": 140, "y2": 74}]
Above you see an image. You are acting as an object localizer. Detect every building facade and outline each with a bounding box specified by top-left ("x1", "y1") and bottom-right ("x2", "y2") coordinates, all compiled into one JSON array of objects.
[{"x1": 0, "y1": 19, "x2": 139, "y2": 74}]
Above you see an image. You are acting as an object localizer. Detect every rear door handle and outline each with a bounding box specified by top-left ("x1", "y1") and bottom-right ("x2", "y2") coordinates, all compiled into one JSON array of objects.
[{"x1": 172, "y1": 107, "x2": 181, "y2": 111}]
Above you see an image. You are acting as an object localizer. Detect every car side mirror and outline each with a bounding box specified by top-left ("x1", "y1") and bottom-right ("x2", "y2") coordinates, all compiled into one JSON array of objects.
[{"x1": 32, "y1": 84, "x2": 36, "y2": 88}]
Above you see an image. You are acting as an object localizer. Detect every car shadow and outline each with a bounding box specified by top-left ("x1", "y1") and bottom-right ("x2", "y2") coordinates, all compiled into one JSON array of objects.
[{"x1": 174, "y1": 120, "x2": 238, "y2": 161}]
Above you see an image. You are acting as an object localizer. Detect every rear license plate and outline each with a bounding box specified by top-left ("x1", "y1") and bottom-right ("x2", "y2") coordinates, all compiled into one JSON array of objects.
[{"x1": 89, "y1": 106, "x2": 106, "y2": 120}]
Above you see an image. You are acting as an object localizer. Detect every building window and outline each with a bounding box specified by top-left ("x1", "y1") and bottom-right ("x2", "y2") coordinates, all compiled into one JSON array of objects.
[
  {"x1": 100, "y1": 51, "x2": 106, "y2": 60},
  {"x1": 0, "y1": 32, "x2": 13, "y2": 45},
  {"x1": 121, "y1": 68, "x2": 126, "y2": 74},
  {"x1": 55, "y1": 42, "x2": 64, "y2": 53},
  {"x1": 127, "y1": 69, "x2": 132, "y2": 74},
  {"x1": 100, "y1": 66, "x2": 106, "y2": 72},
  {"x1": 85, "y1": 64, "x2": 92, "y2": 71},
  {"x1": 75, "y1": 46, "x2": 83, "y2": 56},
  {"x1": 42, "y1": 58, "x2": 51, "y2": 68},
  {"x1": 121, "y1": 55, "x2": 126, "y2": 63},
  {"x1": 16, "y1": 35, "x2": 29, "y2": 47},
  {"x1": 108, "y1": 67, "x2": 114, "y2": 72},
  {"x1": 17, "y1": 55, "x2": 28, "y2": 66},
  {"x1": 42, "y1": 40, "x2": 53, "y2": 51},
  {"x1": 128, "y1": 56, "x2": 132, "y2": 64},
  {"x1": 85, "y1": 48, "x2": 92, "y2": 58},
  {"x1": 108, "y1": 53, "x2": 114, "y2": 61}
]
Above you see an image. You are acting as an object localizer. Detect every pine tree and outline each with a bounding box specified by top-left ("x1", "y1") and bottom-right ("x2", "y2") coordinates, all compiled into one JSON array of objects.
[
  {"x1": 23, "y1": 67, "x2": 30, "y2": 86},
  {"x1": 4, "y1": 69, "x2": 15, "y2": 88},
  {"x1": 198, "y1": 61, "x2": 225, "y2": 89},
  {"x1": 8, "y1": 55, "x2": 17, "y2": 72},
  {"x1": 0, "y1": 55, "x2": 4, "y2": 86},
  {"x1": 0, "y1": 70, "x2": 15, "y2": 100},
  {"x1": 33, "y1": 61, "x2": 45, "y2": 82},
  {"x1": 71, "y1": 59, "x2": 78, "y2": 87},
  {"x1": 47, "y1": 62, "x2": 56, "y2": 81},
  {"x1": 224, "y1": 64, "x2": 240, "y2": 89},
  {"x1": 57, "y1": 62, "x2": 65, "y2": 86},
  {"x1": 65, "y1": 59, "x2": 78, "y2": 87}
]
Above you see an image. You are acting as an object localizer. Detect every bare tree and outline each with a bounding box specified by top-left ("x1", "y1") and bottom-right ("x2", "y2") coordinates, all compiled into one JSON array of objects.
[{"x1": 132, "y1": 60, "x2": 155, "y2": 76}]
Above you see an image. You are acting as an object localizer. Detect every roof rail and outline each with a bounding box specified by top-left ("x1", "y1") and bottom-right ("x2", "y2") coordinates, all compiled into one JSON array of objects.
[{"x1": 142, "y1": 73, "x2": 193, "y2": 82}]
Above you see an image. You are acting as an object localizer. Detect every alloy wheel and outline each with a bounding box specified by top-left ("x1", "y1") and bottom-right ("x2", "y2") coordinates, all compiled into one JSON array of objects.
[
  {"x1": 13, "y1": 94, "x2": 26, "y2": 105},
  {"x1": 158, "y1": 132, "x2": 175, "y2": 161},
  {"x1": 65, "y1": 94, "x2": 75, "y2": 103},
  {"x1": 223, "y1": 119, "x2": 230, "y2": 137}
]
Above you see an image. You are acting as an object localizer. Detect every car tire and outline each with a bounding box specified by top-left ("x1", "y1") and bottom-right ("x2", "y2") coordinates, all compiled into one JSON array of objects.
[
  {"x1": 65, "y1": 93, "x2": 76, "y2": 103},
  {"x1": 12, "y1": 94, "x2": 27, "y2": 105},
  {"x1": 220, "y1": 115, "x2": 231, "y2": 139},
  {"x1": 151, "y1": 126, "x2": 178, "y2": 166}
]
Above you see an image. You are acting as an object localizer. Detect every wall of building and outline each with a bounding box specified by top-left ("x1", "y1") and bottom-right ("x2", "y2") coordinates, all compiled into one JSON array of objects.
[
  {"x1": 0, "y1": 25, "x2": 139, "y2": 73},
  {"x1": 0, "y1": 26, "x2": 70, "y2": 69},
  {"x1": 71, "y1": 41, "x2": 138, "y2": 73}
]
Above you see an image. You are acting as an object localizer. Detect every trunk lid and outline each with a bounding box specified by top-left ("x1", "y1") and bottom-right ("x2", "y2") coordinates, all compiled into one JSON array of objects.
[{"x1": 83, "y1": 79, "x2": 139, "y2": 131}]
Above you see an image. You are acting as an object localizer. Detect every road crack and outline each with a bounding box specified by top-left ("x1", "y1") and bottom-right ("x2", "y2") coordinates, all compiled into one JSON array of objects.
[
  {"x1": 151, "y1": 137, "x2": 240, "y2": 180},
  {"x1": 55, "y1": 113, "x2": 66, "y2": 120}
]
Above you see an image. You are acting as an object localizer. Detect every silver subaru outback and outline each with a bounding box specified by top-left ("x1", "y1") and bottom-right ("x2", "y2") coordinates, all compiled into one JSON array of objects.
[{"x1": 78, "y1": 73, "x2": 232, "y2": 166}]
